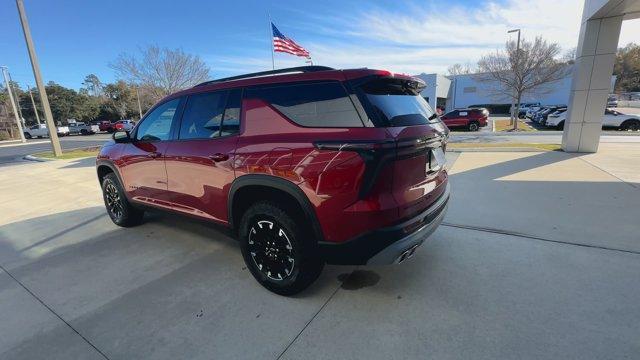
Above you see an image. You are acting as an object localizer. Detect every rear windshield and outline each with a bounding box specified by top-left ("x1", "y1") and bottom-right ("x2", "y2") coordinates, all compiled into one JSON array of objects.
[{"x1": 358, "y1": 78, "x2": 437, "y2": 127}]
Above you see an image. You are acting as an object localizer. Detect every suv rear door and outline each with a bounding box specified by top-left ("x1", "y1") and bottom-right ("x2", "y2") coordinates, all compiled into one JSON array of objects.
[{"x1": 164, "y1": 89, "x2": 241, "y2": 223}]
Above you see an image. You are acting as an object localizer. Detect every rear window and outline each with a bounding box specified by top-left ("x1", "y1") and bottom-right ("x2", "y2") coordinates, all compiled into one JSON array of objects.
[
  {"x1": 358, "y1": 78, "x2": 437, "y2": 127},
  {"x1": 245, "y1": 82, "x2": 364, "y2": 128}
]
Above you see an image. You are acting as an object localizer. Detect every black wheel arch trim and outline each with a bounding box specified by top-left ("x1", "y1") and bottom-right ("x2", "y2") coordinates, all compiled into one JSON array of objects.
[
  {"x1": 228, "y1": 174, "x2": 325, "y2": 242},
  {"x1": 96, "y1": 160, "x2": 129, "y2": 199}
]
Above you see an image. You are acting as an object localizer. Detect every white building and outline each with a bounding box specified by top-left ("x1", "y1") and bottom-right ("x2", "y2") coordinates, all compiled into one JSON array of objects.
[{"x1": 416, "y1": 68, "x2": 614, "y2": 114}]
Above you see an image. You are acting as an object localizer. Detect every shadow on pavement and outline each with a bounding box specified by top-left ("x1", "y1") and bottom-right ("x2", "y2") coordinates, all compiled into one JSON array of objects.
[{"x1": 446, "y1": 150, "x2": 640, "y2": 253}]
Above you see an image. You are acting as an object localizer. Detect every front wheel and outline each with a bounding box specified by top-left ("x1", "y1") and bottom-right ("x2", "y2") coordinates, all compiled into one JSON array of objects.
[
  {"x1": 24, "y1": 132, "x2": 32, "y2": 139},
  {"x1": 101, "y1": 173, "x2": 144, "y2": 227},
  {"x1": 556, "y1": 121, "x2": 565, "y2": 130},
  {"x1": 468, "y1": 121, "x2": 479, "y2": 131},
  {"x1": 239, "y1": 202, "x2": 324, "y2": 296}
]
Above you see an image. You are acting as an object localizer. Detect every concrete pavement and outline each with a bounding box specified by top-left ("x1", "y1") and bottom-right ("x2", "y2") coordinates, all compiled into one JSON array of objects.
[{"x1": 1, "y1": 144, "x2": 639, "y2": 359}]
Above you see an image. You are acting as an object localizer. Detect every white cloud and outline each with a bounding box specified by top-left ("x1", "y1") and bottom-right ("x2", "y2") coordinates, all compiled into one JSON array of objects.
[{"x1": 210, "y1": 0, "x2": 640, "y2": 77}]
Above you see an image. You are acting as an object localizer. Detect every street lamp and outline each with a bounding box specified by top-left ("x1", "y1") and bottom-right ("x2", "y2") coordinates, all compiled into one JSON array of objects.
[{"x1": 508, "y1": 29, "x2": 521, "y2": 128}]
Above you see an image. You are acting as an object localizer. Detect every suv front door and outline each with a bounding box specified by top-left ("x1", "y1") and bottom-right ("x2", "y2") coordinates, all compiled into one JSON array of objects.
[
  {"x1": 164, "y1": 89, "x2": 241, "y2": 224},
  {"x1": 119, "y1": 98, "x2": 182, "y2": 207}
]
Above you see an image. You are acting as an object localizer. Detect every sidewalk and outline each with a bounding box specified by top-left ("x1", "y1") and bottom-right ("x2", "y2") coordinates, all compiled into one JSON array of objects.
[{"x1": 0, "y1": 144, "x2": 638, "y2": 359}]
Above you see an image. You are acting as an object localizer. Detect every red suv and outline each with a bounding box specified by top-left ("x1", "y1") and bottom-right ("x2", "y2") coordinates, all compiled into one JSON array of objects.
[
  {"x1": 96, "y1": 66, "x2": 450, "y2": 295},
  {"x1": 440, "y1": 108, "x2": 489, "y2": 131}
]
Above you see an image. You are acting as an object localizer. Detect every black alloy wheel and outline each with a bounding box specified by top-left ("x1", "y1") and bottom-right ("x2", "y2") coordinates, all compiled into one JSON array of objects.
[
  {"x1": 105, "y1": 181, "x2": 124, "y2": 222},
  {"x1": 239, "y1": 201, "x2": 323, "y2": 295},
  {"x1": 247, "y1": 219, "x2": 296, "y2": 281}
]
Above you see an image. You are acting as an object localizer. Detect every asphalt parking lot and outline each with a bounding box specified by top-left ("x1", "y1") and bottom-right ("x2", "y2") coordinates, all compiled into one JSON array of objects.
[{"x1": 1, "y1": 142, "x2": 639, "y2": 359}]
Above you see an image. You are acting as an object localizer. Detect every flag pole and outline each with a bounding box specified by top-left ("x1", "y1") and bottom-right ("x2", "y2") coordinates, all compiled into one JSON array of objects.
[{"x1": 269, "y1": 14, "x2": 275, "y2": 70}]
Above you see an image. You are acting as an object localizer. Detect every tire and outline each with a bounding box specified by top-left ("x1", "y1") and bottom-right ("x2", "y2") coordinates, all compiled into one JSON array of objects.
[
  {"x1": 101, "y1": 173, "x2": 144, "y2": 227},
  {"x1": 239, "y1": 201, "x2": 324, "y2": 296},
  {"x1": 468, "y1": 121, "x2": 480, "y2": 131},
  {"x1": 80, "y1": 129, "x2": 88, "y2": 135},
  {"x1": 556, "y1": 121, "x2": 565, "y2": 130},
  {"x1": 621, "y1": 119, "x2": 640, "y2": 131},
  {"x1": 107, "y1": 128, "x2": 114, "y2": 133},
  {"x1": 24, "y1": 132, "x2": 32, "y2": 139}
]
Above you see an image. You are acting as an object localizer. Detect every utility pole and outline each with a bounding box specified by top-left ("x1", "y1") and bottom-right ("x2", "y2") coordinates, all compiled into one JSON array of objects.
[
  {"x1": 15, "y1": 0, "x2": 62, "y2": 156},
  {"x1": 135, "y1": 86, "x2": 143, "y2": 119},
  {"x1": 7, "y1": 71, "x2": 26, "y2": 128},
  {"x1": 508, "y1": 28, "x2": 521, "y2": 130},
  {"x1": 1, "y1": 67, "x2": 26, "y2": 143},
  {"x1": 27, "y1": 85, "x2": 41, "y2": 124}
]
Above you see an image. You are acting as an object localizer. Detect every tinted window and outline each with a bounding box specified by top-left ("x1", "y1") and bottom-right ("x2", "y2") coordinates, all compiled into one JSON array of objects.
[
  {"x1": 180, "y1": 91, "x2": 227, "y2": 139},
  {"x1": 246, "y1": 82, "x2": 363, "y2": 127},
  {"x1": 359, "y1": 78, "x2": 437, "y2": 126},
  {"x1": 221, "y1": 89, "x2": 241, "y2": 136},
  {"x1": 136, "y1": 98, "x2": 180, "y2": 141},
  {"x1": 444, "y1": 111, "x2": 458, "y2": 118}
]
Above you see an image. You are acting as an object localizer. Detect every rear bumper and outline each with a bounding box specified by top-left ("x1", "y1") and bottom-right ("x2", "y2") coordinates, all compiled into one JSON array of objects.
[{"x1": 319, "y1": 182, "x2": 450, "y2": 265}]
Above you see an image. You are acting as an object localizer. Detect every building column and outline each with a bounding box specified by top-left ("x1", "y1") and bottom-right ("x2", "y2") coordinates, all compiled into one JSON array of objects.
[{"x1": 562, "y1": 15, "x2": 622, "y2": 153}]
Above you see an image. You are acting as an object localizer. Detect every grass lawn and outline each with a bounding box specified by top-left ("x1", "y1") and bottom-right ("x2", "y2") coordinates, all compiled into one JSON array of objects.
[
  {"x1": 448, "y1": 143, "x2": 561, "y2": 151},
  {"x1": 32, "y1": 146, "x2": 100, "y2": 159},
  {"x1": 494, "y1": 119, "x2": 535, "y2": 132}
]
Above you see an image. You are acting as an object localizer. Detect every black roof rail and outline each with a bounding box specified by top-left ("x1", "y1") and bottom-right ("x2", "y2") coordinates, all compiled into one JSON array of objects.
[{"x1": 195, "y1": 66, "x2": 335, "y2": 87}]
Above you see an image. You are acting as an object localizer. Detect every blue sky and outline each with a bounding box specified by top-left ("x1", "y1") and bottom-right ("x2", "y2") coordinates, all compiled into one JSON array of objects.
[{"x1": 1, "y1": 0, "x2": 638, "y2": 90}]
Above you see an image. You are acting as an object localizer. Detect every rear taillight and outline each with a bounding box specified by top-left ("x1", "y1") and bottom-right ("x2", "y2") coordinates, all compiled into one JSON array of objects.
[{"x1": 315, "y1": 140, "x2": 396, "y2": 198}]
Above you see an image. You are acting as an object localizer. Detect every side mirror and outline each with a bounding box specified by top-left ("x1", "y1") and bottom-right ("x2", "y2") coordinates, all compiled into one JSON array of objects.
[{"x1": 113, "y1": 131, "x2": 131, "y2": 143}]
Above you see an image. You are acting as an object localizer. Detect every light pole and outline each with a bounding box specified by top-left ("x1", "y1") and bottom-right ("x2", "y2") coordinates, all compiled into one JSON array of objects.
[
  {"x1": 27, "y1": 84, "x2": 41, "y2": 124},
  {"x1": 135, "y1": 86, "x2": 143, "y2": 119},
  {"x1": 508, "y1": 28, "x2": 521, "y2": 130},
  {"x1": 1, "y1": 66, "x2": 26, "y2": 143},
  {"x1": 15, "y1": 0, "x2": 62, "y2": 156}
]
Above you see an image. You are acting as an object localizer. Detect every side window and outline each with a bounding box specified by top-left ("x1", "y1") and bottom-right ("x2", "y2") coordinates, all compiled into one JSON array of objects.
[
  {"x1": 245, "y1": 82, "x2": 363, "y2": 127},
  {"x1": 459, "y1": 111, "x2": 468, "y2": 116},
  {"x1": 135, "y1": 98, "x2": 180, "y2": 142},
  {"x1": 220, "y1": 89, "x2": 242, "y2": 136},
  {"x1": 445, "y1": 111, "x2": 458, "y2": 118},
  {"x1": 179, "y1": 91, "x2": 227, "y2": 139}
]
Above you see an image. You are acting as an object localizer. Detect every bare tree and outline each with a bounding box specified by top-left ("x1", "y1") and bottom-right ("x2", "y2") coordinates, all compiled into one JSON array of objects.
[
  {"x1": 447, "y1": 63, "x2": 474, "y2": 76},
  {"x1": 111, "y1": 46, "x2": 210, "y2": 100},
  {"x1": 476, "y1": 36, "x2": 570, "y2": 130}
]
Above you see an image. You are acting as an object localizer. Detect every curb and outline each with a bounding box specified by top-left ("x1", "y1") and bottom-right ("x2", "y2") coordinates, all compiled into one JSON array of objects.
[
  {"x1": 23, "y1": 154, "x2": 53, "y2": 162},
  {"x1": 447, "y1": 147, "x2": 556, "y2": 153}
]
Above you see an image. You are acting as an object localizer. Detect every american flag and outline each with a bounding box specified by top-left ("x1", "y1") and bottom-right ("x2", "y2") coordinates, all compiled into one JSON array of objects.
[{"x1": 272, "y1": 23, "x2": 310, "y2": 59}]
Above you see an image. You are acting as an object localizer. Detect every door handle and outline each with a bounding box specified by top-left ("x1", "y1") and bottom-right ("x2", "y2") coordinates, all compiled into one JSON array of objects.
[
  {"x1": 208, "y1": 153, "x2": 229, "y2": 162},
  {"x1": 147, "y1": 152, "x2": 161, "y2": 158}
]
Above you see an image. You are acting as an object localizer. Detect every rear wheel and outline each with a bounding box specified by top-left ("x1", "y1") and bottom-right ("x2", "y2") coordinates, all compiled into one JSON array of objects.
[
  {"x1": 621, "y1": 119, "x2": 640, "y2": 131},
  {"x1": 239, "y1": 201, "x2": 323, "y2": 295},
  {"x1": 468, "y1": 121, "x2": 479, "y2": 131},
  {"x1": 556, "y1": 121, "x2": 565, "y2": 130},
  {"x1": 101, "y1": 173, "x2": 144, "y2": 227},
  {"x1": 24, "y1": 132, "x2": 32, "y2": 139},
  {"x1": 80, "y1": 129, "x2": 88, "y2": 135}
]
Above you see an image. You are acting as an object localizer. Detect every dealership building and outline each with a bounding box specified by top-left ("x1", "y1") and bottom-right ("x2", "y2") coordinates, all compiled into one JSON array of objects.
[{"x1": 416, "y1": 69, "x2": 614, "y2": 114}]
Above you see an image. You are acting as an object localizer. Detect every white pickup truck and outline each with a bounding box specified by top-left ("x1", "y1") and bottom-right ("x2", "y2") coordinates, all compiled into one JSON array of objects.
[
  {"x1": 68, "y1": 122, "x2": 99, "y2": 135},
  {"x1": 23, "y1": 124, "x2": 70, "y2": 139}
]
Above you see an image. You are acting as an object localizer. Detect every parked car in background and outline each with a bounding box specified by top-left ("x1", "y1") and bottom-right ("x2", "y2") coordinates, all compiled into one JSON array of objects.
[
  {"x1": 517, "y1": 103, "x2": 540, "y2": 118},
  {"x1": 96, "y1": 66, "x2": 450, "y2": 295},
  {"x1": 607, "y1": 95, "x2": 618, "y2": 107},
  {"x1": 603, "y1": 109, "x2": 640, "y2": 131},
  {"x1": 440, "y1": 108, "x2": 489, "y2": 131},
  {"x1": 546, "y1": 109, "x2": 640, "y2": 131},
  {"x1": 545, "y1": 111, "x2": 567, "y2": 130},
  {"x1": 525, "y1": 106, "x2": 542, "y2": 119},
  {"x1": 68, "y1": 122, "x2": 99, "y2": 135},
  {"x1": 23, "y1": 124, "x2": 70, "y2": 138},
  {"x1": 114, "y1": 120, "x2": 136, "y2": 132},
  {"x1": 534, "y1": 106, "x2": 566, "y2": 125},
  {"x1": 98, "y1": 120, "x2": 115, "y2": 133}
]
